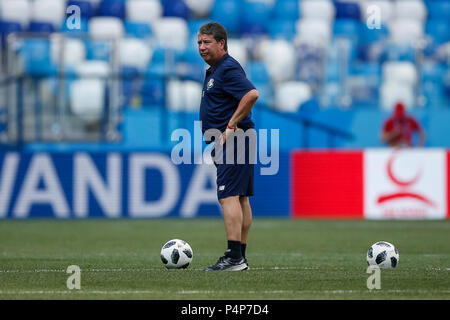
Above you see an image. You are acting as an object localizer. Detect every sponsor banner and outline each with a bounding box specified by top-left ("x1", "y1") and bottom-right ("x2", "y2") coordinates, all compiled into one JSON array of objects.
[
  {"x1": 0, "y1": 152, "x2": 289, "y2": 218},
  {"x1": 364, "y1": 149, "x2": 447, "y2": 219},
  {"x1": 291, "y1": 151, "x2": 364, "y2": 218},
  {"x1": 291, "y1": 149, "x2": 448, "y2": 219}
]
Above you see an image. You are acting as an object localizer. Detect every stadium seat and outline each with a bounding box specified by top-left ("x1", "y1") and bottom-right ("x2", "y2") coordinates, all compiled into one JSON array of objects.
[
  {"x1": 28, "y1": 21, "x2": 55, "y2": 33},
  {"x1": 99, "y1": 0, "x2": 126, "y2": 19},
  {"x1": 272, "y1": 0, "x2": 300, "y2": 21},
  {"x1": 240, "y1": 0, "x2": 272, "y2": 36},
  {"x1": 124, "y1": 21, "x2": 153, "y2": 39},
  {"x1": 296, "y1": 18, "x2": 332, "y2": 45},
  {"x1": 425, "y1": 20, "x2": 450, "y2": 45},
  {"x1": 89, "y1": 17, "x2": 125, "y2": 39},
  {"x1": 0, "y1": 0, "x2": 31, "y2": 29},
  {"x1": 380, "y1": 81, "x2": 415, "y2": 111},
  {"x1": 162, "y1": 0, "x2": 191, "y2": 20},
  {"x1": 382, "y1": 61, "x2": 418, "y2": 87},
  {"x1": 300, "y1": 0, "x2": 335, "y2": 22},
  {"x1": 211, "y1": 0, "x2": 241, "y2": 36},
  {"x1": 426, "y1": 0, "x2": 450, "y2": 21},
  {"x1": 70, "y1": 79, "x2": 106, "y2": 121},
  {"x1": 73, "y1": 59, "x2": 108, "y2": 75},
  {"x1": 334, "y1": 1, "x2": 361, "y2": 20},
  {"x1": 50, "y1": 37, "x2": 86, "y2": 66},
  {"x1": 125, "y1": 0, "x2": 163, "y2": 26},
  {"x1": 227, "y1": 38, "x2": 248, "y2": 68},
  {"x1": 152, "y1": 17, "x2": 188, "y2": 52},
  {"x1": 389, "y1": 19, "x2": 424, "y2": 45},
  {"x1": 85, "y1": 39, "x2": 112, "y2": 61},
  {"x1": 393, "y1": 0, "x2": 427, "y2": 23},
  {"x1": 184, "y1": 0, "x2": 214, "y2": 18},
  {"x1": 274, "y1": 81, "x2": 312, "y2": 112},
  {"x1": 0, "y1": 21, "x2": 22, "y2": 49},
  {"x1": 333, "y1": 19, "x2": 362, "y2": 45},
  {"x1": 31, "y1": 0, "x2": 66, "y2": 30},
  {"x1": 19, "y1": 38, "x2": 56, "y2": 75},
  {"x1": 166, "y1": 79, "x2": 202, "y2": 112},
  {"x1": 260, "y1": 39, "x2": 296, "y2": 83},
  {"x1": 140, "y1": 76, "x2": 165, "y2": 107},
  {"x1": 268, "y1": 19, "x2": 296, "y2": 41},
  {"x1": 119, "y1": 38, "x2": 152, "y2": 71}
]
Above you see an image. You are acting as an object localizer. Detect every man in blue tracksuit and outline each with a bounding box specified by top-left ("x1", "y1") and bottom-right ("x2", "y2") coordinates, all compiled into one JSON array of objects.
[{"x1": 198, "y1": 22, "x2": 259, "y2": 271}]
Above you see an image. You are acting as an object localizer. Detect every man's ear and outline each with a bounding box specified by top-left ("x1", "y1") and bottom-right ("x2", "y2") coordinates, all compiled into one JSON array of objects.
[{"x1": 219, "y1": 39, "x2": 226, "y2": 50}]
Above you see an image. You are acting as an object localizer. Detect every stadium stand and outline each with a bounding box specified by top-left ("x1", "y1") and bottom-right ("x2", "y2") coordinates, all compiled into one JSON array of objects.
[{"x1": 0, "y1": 0, "x2": 448, "y2": 148}]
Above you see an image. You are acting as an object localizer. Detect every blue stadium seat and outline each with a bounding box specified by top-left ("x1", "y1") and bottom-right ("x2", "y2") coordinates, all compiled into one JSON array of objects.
[
  {"x1": 333, "y1": 19, "x2": 362, "y2": 44},
  {"x1": 67, "y1": 0, "x2": 95, "y2": 20},
  {"x1": 426, "y1": 0, "x2": 450, "y2": 21},
  {"x1": 187, "y1": 19, "x2": 210, "y2": 37},
  {"x1": 248, "y1": 61, "x2": 270, "y2": 84},
  {"x1": 268, "y1": 19, "x2": 296, "y2": 41},
  {"x1": 334, "y1": 1, "x2": 361, "y2": 20},
  {"x1": 425, "y1": 20, "x2": 450, "y2": 45},
  {"x1": 28, "y1": 21, "x2": 55, "y2": 33},
  {"x1": 211, "y1": 0, "x2": 241, "y2": 36},
  {"x1": 272, "y1": 0, "x2": 300, "y2": 21},
  {"x1": 141, "y1": 76, "x2": 166, "y2": 107},
  {"x1": 163, "y1": 0, "x2": 191, "y2": 20},
  {"x1": 19, "y1": 39, "x2": 56, "y2": 75},
  {"x1": 99, "y1": 0, "x2": 126, "y2": 19},
  {"x1": 124, "y1": 21, "x2": 152, "y2": 39},
  {"x1": 121, "y1": 66, "x2": 140, "y2": 106},
  {"x1": 383, "y1": 43, "x2": 416, "y2": 63},
  {"x1": 241, "y1": 0, "x2": 272, "y2": 36},
  {"x1": 85, "y1": 40, "x2": 112, "y2": 61},
  {"x1": 0, "y1": 21, "x2": 22, "y2": 49}
]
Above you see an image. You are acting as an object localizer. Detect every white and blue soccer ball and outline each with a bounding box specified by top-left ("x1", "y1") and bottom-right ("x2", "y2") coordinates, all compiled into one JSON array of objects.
[
  {"x1": 366, "y1": 241, "x2": 399, "y2": 269},
  {"x1": 160, "y1": 239, "x2": 193, "y2": 269}
]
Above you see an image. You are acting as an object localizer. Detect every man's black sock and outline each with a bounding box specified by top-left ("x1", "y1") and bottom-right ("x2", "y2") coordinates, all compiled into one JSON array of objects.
[
  {"x1": 225, "y1": 240, "x2": 242, "y2": 259},
  {"x1": 241, "y1": 243, "x2": 247, "y2": 259}
]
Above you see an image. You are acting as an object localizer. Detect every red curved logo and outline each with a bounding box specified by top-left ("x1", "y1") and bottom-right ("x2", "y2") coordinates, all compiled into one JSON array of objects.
[{"x1": 377, "y1": 151, "x2": 435, "y2": 207}]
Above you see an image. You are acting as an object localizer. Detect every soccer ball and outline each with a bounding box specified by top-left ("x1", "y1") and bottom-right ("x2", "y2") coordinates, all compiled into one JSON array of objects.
[
  {"x1": 366, "y1": 241, "x2": 399, "y2": 269},
  {"x1": 160, "y1": 239, "x2": 193, "y2": 269}
]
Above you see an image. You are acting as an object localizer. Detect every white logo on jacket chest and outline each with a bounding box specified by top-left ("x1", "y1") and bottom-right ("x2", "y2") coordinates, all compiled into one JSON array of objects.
[{"x1": 207, "y1": 78, "x2": 214, "y2": 90}]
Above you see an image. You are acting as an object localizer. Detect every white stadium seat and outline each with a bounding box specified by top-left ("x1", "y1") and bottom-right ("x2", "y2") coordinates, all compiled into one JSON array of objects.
[
  {"x1": 0, "y1": 0, "x2": 31, "y2": 29},
  {"x1": 295, "y1": 18, "x2": 332, "y2": 45},
  {"x1": 31, "y1": 0, "x2": 66, "y2": 29},
  {"x1": 227, "y1": 38, "x2": 248, "y2": 68},
  {"x1": 70, "y1": 79, "x2": 105, "y2": 121},
  {"x1": 119, "y1": 38, "x2": 152, "y2": 70},
  {"x1": 274, "y1": 81, "x2": 312, "y2": 112},
  {"x1": 50, "y1": 37, "x2": 86, "y2": 66},
  {"x1": 166, "y1": 79, "x2": 202, "y2": 112},
  {"x1": 389, "y1": 19, "x2": 424, "y2": 45},
  {"x1": 300, "y1": 0, "x2": 335, "y2": 22},
  {"x1": 74, "y1": 60, "x2": 110, "y2": 78},
  {"x1": 184, "y1": 0, "x2": 215, "y2": 18},
  {"x1": 89, "y1": 17, "x2": 125, "y2": 39},
  {"x1": 152, "y1": 17, "x2": 188, "y2": 52},
  {"x1": 126, "y1": 0, "x2": 162, "y2": 26},
  {"x1": 259, "y1": 39, "x2": 296, "y2": 84},
  {"x1": 382, "y1": 61, "x2": 418, "y2": 87},
  {"x1": 380, "y1": 81, "x2": 415, "y2": 112},
  {"x1": 393, "y1": 0, "x2": 427, "y2": 23}
]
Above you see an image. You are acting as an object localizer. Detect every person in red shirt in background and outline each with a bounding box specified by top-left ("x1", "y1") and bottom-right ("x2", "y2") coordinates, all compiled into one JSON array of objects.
[{"x1": 381, "y1": 102, "x2": 426, "y2": 147}]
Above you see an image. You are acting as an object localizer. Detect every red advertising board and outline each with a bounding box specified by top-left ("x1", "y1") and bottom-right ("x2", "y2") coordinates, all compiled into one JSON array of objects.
[
  {"x1": 291, "y1": 151, "x2": 364, "y2": 218},
  {"x1": 291, "y1": 149, "x2": 449, "y2": 219}
]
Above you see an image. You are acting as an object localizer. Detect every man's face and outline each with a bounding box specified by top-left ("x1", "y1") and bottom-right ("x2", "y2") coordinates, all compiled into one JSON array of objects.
[{"x1": 198, "y1": 33, "x2": 225, "y2": 66}]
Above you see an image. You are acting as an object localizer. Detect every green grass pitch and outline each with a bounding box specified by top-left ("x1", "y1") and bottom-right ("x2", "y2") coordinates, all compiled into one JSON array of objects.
[{"x1": 0, "y1": 218, "x2": 449, "y2": 300}]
